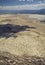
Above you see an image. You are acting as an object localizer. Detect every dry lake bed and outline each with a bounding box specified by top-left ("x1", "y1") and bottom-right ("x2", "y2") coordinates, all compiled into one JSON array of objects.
[{"x1": 0, "y1": 14, "x2": 45, "y2": 65}]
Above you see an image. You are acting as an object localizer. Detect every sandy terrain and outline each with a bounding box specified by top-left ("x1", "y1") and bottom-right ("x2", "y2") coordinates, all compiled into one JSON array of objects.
[{"x1": 0, "y1": 14, "x2": 45, "y2": 65}]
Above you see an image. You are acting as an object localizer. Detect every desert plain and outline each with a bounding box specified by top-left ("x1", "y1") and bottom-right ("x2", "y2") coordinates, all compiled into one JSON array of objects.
[{"x1": 0, "y1": 14, "x2": 45, "y2": 65}]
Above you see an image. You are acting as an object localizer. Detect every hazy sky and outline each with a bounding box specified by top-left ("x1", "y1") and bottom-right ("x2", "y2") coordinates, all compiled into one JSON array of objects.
[{"x1": 0, "y1": 0, "x2": 45, "y2": 10}]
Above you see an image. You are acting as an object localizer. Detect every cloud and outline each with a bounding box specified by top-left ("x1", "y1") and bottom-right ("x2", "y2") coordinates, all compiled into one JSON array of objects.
[
  {"x1": 44, "y1": 0, "x2": 45, "y2": 2},
  {"x1": 0, "y1": 3, "x2": 45, "y2": 10},
  {"x1": 38, "y1": 1, "x2": 42, "y2": 4}
]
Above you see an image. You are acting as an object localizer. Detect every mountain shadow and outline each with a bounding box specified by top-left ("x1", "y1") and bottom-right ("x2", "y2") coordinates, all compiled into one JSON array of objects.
[{"x1": 0, "y1": 24, "x2": 36, "y2": 38}]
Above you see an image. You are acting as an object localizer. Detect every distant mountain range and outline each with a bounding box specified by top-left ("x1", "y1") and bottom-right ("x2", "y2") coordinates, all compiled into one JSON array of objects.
[
  {"x1": 0, "y1": 9, "x2": 45, "y2": 14},
  {"x1": 18, "y1": 9, "x2": 45, "y2": 14},
  {"x1": 36, "y1": 9, "x2": 45, "y2": 14}
]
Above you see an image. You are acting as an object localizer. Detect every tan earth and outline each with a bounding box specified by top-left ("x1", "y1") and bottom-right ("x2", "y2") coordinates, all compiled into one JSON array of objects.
[
  {"x1": 0, "y1": 14, "x2": 45, "y2": 65},
  {"x1": 0, "y1": 14, "x2": 45, "y2": 57}
]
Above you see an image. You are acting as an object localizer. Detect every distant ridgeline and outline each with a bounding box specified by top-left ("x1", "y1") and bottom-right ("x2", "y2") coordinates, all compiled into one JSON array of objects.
[{"x1": 0, "y1": 9, "x2": 45, "y2": 14}]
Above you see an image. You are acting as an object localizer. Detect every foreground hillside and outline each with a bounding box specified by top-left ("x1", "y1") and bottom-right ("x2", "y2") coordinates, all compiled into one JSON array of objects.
[{"x1": 0, "y1": 14, "x2": 45, "y2": 65}]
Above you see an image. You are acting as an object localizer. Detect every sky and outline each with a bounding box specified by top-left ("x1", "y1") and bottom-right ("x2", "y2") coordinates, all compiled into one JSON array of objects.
[{"x1": 0, "y1": 0, "x2": 45, "y2": 10}]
